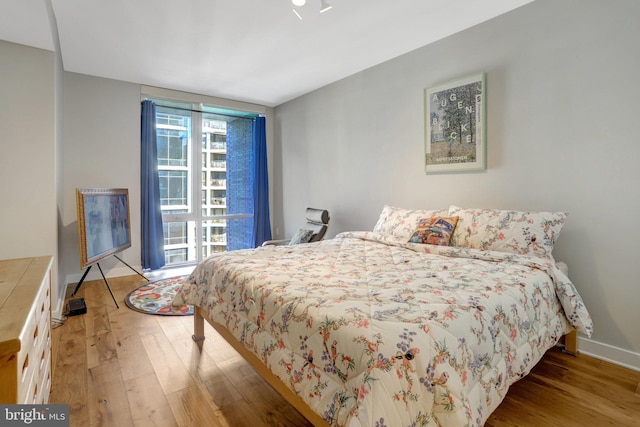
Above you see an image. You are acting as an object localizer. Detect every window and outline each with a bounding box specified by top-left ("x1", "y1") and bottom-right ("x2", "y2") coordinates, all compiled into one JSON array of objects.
[{"x1": 153, "y1": 101, "x2": 258, "y2": 266}]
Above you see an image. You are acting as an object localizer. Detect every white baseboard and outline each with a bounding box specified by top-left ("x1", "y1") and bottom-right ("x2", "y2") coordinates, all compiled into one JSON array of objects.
[
  {"x1": 64, "y1": 264, "x2": 145, "y2": 286},
  {"x1": 52, "y1": 265, "x2": 146, "y2": 319},
  {"x1": 579, "y1": 336, "x2": 640, "y2": 372},
  {"x1": 51, "y1": 293, "x2": 67, "y2": 321}
]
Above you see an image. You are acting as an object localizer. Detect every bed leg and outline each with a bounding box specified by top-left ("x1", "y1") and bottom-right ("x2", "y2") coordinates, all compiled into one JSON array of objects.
[
  {"x1": 561, "y1": 330, "x2": 578, "y2": 356},
  {"x1": 192, "y1": 307, "x2": 205, "y2": 350}
]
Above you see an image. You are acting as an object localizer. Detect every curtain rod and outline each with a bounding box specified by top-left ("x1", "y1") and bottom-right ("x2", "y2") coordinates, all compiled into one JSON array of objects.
[{"x1": 143, "y1": 98, "x2": 261, "y2": 119}]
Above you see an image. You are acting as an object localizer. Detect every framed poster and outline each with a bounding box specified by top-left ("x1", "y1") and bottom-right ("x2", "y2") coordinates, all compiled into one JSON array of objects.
[{"x1": 424, "y1": 73, "x2": 486, "y2": 174}]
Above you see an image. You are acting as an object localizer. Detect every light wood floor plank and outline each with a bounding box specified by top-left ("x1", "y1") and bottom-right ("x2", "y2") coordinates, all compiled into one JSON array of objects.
[
  {"x1": 216, "y1": 397, "x2": 276, "y2": 427},
  {"x1": 169, "y1": 335, "x2": 220, "y2": 377},
  {"x1": 157, "y1": 313, "x2": 194, "y2": 343},
  {"x1": 125, "y1": 371, "x2": 179, "y2": 427},
  {"x1": 51, "y1": 273, "x2": 640, "y2": 427},
  {"x1": 87, "y1": 360, "x2": 133, "y2": 427},
  {"x1": 199, "y1": 366, "x2": 245, "y2": 410},
  {"x1": 140, "y1": 331, "x2": 195, "y2": 395},
  {"x1": 113, "y1": 332, "x2": 156, "y2": 382},
  {"x1": 166, "y1": 384, "x2": 226, "y2": 427},
  {"x1": 86, "y1": 304, "x2": 118, "y2": 370},
  {"x1": 50, "y1": 316, "x2": 90, "y2": 425}
]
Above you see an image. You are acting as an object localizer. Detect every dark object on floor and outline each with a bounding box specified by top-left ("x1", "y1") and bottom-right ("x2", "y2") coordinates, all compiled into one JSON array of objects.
[{"x1": 67, "y1": 297, "x2": 87, "y2": 316}]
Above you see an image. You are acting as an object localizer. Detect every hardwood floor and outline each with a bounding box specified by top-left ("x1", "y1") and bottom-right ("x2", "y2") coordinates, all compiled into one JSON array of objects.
[{"x1": 50, "y1": 273, "x2": 640, "y2": 426}]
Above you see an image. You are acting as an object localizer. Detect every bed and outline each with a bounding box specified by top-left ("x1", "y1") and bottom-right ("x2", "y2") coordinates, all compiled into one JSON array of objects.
[{"x1": 173, "y1": 205, "x2": 593, "y2": 426}]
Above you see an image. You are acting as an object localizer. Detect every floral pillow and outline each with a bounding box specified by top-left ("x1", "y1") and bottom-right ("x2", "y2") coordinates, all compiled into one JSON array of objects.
[
  {"x1": 449, "y1": 205, "x2": 567, "y2": 259},
  {"x1": 408, "y1": 216, "x2": 459, "y2": 246},
  {"x1": 373, "y1": 205, "x2": 449, "y2": 240}
]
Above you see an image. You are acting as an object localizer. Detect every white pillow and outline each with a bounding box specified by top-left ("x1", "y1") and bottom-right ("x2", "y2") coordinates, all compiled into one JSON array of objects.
[
  {"x1": 373, "y1": 205, "x2": 449, "y2": 240},
  {"x1": 449, "y1": 205, "x2": 567, "y2": 259}
]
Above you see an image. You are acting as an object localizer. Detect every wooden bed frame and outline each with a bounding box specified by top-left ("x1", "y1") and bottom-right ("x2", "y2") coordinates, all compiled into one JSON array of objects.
[
  {"x1": 192, "y1": 306, "x2": 578, "y2": 426},
  {"x1": 561, "y1": 329, "x2": 578, "y2": 355}
]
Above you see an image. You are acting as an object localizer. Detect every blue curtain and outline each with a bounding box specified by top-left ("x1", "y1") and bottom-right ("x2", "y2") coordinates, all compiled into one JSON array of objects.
[
  {"x1": 140, "y1": 100, "x2": 166, "y2": 270},
  {"x1": 252, "y1": 116, "x2": 272, "y2": 246},
  {"x1": 226, "y1": 118, "x2": 253, "y2": 251},
  {"x1": 225, "y1": 116, "x2": 272, "y2": 249}
]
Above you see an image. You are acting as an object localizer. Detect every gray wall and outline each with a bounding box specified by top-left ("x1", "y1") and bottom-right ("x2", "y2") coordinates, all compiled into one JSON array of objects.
[
  {"x1": 60, "y1": 72, "x2": 142, "y2": 283},
  {"x1": 59, "y1": 78, "x2": 274, "y2": 286},
  {"x1": 274, "y1": 0, "x2": 640, "y2": 367},
  {"x1": 0, "y1": 40, "x2": 60, "y2": 313}
]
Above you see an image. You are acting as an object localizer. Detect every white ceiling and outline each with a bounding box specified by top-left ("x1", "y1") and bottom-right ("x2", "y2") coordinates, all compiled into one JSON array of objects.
[{"x1": 1, "y1": 0, "x2": 533, "y2": 107}]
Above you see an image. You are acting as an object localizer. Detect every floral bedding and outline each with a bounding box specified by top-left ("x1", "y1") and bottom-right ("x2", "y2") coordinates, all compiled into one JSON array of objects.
[{"x1": 173, "y1": 232, "x2": 593, "y2": 427}]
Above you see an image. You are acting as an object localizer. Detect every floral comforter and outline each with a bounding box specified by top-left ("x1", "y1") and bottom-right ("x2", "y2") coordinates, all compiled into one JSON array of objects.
[{"x1": 173, "y1": 232, "x2": 592, "y2": 427}]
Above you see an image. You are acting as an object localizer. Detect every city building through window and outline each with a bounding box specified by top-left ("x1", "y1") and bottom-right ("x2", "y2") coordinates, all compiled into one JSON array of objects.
[{"x1": 153, "y1": 101, "x2": 257, "y2": 266}]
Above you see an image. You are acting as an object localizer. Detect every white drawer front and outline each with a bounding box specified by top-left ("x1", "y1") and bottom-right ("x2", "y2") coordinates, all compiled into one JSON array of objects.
[{"x1": 16, "y1": 269, "x2": 52, "y2": 404}]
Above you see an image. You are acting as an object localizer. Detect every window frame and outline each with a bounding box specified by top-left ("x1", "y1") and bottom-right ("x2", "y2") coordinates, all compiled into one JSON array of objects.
[{"x1": 144, "y1": 90, "x2": 266, "y2": 267}]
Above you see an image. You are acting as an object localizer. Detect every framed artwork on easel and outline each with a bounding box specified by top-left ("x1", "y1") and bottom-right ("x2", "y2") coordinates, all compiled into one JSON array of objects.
[{"x1": 76, "y1": 187, "x2": 131, "y2": 269}]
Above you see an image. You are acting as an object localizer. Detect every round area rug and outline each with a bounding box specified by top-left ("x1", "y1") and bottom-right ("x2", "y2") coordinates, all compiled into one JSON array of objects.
[{"x1": 125, "y1": 275, "x2": 193, "y2": 316}]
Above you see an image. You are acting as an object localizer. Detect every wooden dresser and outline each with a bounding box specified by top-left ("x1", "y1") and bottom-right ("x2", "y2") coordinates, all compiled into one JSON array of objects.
[{"x1": 0, "y1": 256, "x2": 53, "y2": 404}]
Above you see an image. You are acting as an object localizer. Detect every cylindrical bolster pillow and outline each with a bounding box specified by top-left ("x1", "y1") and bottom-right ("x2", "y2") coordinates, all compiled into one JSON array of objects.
[{"x1": 306, "y1": 208, "x2": 329, "y2": 224}]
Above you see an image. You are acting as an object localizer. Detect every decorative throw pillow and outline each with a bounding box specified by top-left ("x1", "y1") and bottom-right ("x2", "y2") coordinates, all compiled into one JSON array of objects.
[
  {"x1": 449, "y1": 205, "x2": 567, "y2": 259},
  {"x1": 409, "y1": 216, "x2": 459, "y2": 246},
  {"x1": 289, "y1": 228, "x2": 314, "y2": 245},
  {"x1": 373, "y1": 205, "x2": 449, "y2": 240}
]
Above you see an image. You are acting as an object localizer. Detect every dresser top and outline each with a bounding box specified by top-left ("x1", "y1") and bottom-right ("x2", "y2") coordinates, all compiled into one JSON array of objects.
[{"x1": 0, "y1": 256, "x2": 53, "y2": 357}]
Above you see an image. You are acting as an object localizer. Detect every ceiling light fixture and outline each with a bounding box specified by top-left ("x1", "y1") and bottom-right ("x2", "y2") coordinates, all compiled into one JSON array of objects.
[
  {"x1": 292, "y1": 0, "x2": 305, "y2": 20},
  {"x1": 291, "y1": 0, "x2": 332, "y2": 20},
  {"x1": 320, "y1": 0, "x2": 332, "y2": 13}
]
